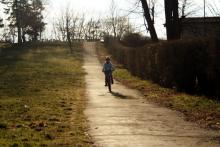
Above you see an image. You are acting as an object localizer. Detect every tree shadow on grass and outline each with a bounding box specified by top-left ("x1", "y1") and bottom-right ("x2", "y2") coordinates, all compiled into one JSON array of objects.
[
  {"x1": 0, "y1": 45, "x2": 28, "y2": 76},
  {"x1": 0, "y1": 65, "x2": 10, "y2": 75}
]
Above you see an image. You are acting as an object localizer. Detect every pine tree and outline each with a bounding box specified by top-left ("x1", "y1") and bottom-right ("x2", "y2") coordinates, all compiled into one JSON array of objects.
[
  {"x1": 28, "y1": 0, "x2": 45, "y2": 41},
  {"x1": 1, "y1": 0, "x2": 45, "y2": 43}
]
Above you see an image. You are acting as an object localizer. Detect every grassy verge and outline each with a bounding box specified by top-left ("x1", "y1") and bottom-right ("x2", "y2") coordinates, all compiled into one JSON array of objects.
[
  {"x1": 0, "y1": 43, "x2": 93, "y2": 146},
  {"x1": 96, "y1": 42, "x2": 220, "y2": 130}
]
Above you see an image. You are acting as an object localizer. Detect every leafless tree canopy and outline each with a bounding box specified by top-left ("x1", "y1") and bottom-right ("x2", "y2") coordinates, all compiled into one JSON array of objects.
[
  {"x1": 208, "y1": 0, "x2": 220, "y2": 16},
  {"x1": 52, "y1": 0, "x2": 134, "y2": 45},
  {"x1": 179, "y1": 0, "x2": 199, "y2": 17}
]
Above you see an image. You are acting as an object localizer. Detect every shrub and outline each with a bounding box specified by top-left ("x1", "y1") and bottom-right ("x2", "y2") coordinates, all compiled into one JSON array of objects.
[
  {"x1": 0, "y1": 122, "x2": 7, "y2": 129},
  {"x1": 105, "y1": 36, "x2": 220, "y2": 99},
  {"x1": 120, "y1": 33, "x2": 151, "y2": 47}
]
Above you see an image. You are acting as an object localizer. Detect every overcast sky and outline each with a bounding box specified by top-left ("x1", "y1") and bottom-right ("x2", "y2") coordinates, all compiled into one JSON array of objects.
[{"x1": 1, "y1": 0, "x2": 220, "y2": 39}]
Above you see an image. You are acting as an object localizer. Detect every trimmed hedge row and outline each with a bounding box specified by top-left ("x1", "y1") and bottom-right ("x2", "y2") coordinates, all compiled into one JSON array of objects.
[{"x1": 104, "y1": 37, "x2": 220, "y2": 99}]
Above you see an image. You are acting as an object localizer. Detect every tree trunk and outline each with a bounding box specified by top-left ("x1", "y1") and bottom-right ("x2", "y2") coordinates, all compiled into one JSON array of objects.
[
  {"x1": 15, "y1": 0, "x2": 22, "y2": 44},
  {"x1": 140, "y1": 0, "x2": 158, "y2": 42},
  {"x1": 173, "y1": 0, "x2": 180, "y2": 39},
  {"x1": 17, "y1": 21, "x2": 22, "y2": 43},
  {"x1": 22, "y1": 29, "x2": 26, "y2": 43},
  {"x1": 164, "y1": 0, "x2": 180, "y2": 40},
  {"x1": 164, "y1": 0, "x2": 173, "y2": 39},
  {"x1": 66, "y1": 17, "x2": 73, "y2": 53}
]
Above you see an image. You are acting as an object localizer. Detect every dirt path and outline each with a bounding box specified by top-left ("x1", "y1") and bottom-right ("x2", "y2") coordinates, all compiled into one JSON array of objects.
[{"x1": 83, "y1": 42, "x2": 220, "y2": 147}]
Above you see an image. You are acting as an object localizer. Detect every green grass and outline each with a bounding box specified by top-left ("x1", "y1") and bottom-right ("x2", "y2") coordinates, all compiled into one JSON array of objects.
[
  {"x1": 96, "y1": 42, "x2": 220, "y2": 130},
  {"x1": 0, "y1": 43, "x2": 92, "y2": 146}
]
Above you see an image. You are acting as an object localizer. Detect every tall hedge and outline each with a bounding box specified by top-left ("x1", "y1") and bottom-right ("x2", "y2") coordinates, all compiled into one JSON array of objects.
[{"x1": 104, "y1": 37, "x2": 220, "y2": 99}]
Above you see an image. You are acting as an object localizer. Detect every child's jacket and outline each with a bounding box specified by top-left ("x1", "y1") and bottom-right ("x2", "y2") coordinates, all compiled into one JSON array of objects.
[{"x1": 102, "y1": 62, "x2": 114, "y2": 72}]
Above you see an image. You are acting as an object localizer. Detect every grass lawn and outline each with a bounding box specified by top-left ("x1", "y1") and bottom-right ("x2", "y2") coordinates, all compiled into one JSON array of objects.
[
  {"x1": 96, "y1": 42, "x2": 220, "y2": 130},
  {"x1": 0, "y1": 43, "x2": 92, "y2": 146}
]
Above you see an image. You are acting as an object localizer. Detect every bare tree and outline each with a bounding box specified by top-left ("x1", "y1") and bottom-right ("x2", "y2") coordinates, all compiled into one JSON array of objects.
[
  {"x1": 120, "y1": 0, "x2": 158, "y2": 40},
  {"x1": 179, "y1": 0, "x2": 198, "y2": 17},
  {"x1": 83, "y1": 18, "x2": 103, "y2": 40},
  {"x1": 140, "y1": 0, "x2": 158, "y2": 42},
  {"x1": 1, "y1": 26, "x2": 10, "y2": 42},
  {"x1": 52, "y1": 18, "x2": 61, "y2": 41},
  {"x1": 148, "y1": 0, "x2": 157, "y2": 23},
  {"x1": 102, "y1": 16, "x2": 134, "y2": 39},
  {"x1": 109, "y1": 0, "x2": 118, "y2": 38},
  {"x1": 116, "y1": 16, "x2": 133, "y2": 39},
  {"x1": 208, "y1": 0, "x2": 220, "y2": 16},
  {"x1": 65, "y1": 7, "x2": 73, "y2": 52},
  {"x1": 93, "y1": 19, "x2": 102, "y2": 40},
  {"x1": 56, "y1": 14, "x2": 66, "y2": 41},
  {"x1": 51, "y1": 1, "x2": 134, "y2": 44},
  {"x1": 76, "y1": 13, "x2": 86, "y2": 40},
  {"x1": 0, "y1": 18, "x2": 3, "y2": 28},
  {"x1": 84, "y1": 18, "x2": 94, "y2": 40},
  {"x1": 54, "y1": 7, "x2": 81, "y2": 52},
  {"x1": 105, "y1": 0, "x2": 135, "y2": 39},
  {"x1": 101, "y1": 18, "x2": 112, "y2": 36},
  {"x1": 69, "y1": 15, "x2": 79, "y2": 41}
]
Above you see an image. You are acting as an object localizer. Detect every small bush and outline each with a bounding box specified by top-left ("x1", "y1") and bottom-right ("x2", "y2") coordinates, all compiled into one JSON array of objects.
[
  {"x1": 10, "y1": 143, "x2": 19, "y2": 147},
  {"x1": 120, "y1": 33, "x2": 151, "y2": 47},
  {"x1": 0, "y1": 122, "x2": 7, "y2": 129}
]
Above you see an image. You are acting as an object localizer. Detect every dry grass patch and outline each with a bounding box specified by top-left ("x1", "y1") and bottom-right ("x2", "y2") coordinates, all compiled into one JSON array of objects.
[{"x1": 0, "y1": 44, "x2": 93, "y2": 146}]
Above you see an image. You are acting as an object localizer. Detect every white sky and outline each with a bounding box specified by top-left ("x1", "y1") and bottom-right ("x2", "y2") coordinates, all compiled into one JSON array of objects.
[
  {"x1": 43, "y1": 0, "x2": 165, "y2": 38},
  {"x1": 1, "y1": 0, "x2": 220, "y2": 39}
]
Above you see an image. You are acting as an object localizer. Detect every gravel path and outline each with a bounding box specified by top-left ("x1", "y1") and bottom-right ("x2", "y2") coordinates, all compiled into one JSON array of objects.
[{"x1": 84, "y1": 42, "x2": 220, "y2": 147}]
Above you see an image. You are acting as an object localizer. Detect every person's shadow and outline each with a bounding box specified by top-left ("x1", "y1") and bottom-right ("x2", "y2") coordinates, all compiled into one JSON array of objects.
[{"x1": 111, "y1": 91, "x2": 134, "y2": 99}]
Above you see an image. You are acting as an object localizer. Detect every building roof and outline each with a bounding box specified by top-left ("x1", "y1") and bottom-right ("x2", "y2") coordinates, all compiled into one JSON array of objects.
[{"x1": 181, "y1": 17, "x2": 220, "y2": 24}]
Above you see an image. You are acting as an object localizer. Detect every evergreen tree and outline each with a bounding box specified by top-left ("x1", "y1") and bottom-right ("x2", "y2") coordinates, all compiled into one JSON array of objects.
[
  {"x1": 1, "y1": 0, "x2": 45, "y2": 43},
  {"x1": 27, "y1": 0, "x2": 45, "y2": 41}
]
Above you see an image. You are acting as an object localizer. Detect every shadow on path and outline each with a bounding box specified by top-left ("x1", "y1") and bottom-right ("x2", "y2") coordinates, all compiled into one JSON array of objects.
[{"x1": 111, "y1": 91, "x2": 135, "y2": 100}]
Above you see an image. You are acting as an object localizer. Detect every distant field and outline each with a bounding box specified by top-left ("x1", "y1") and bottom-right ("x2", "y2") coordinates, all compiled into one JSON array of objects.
[{"x1": 0, "y1": 44, "x2": 92, "y2": 146}]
